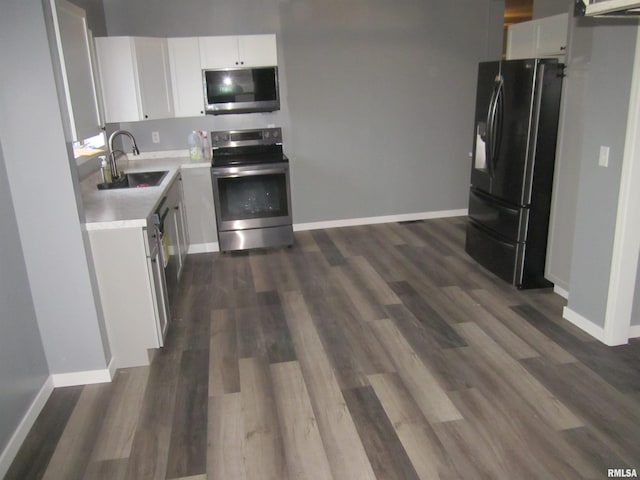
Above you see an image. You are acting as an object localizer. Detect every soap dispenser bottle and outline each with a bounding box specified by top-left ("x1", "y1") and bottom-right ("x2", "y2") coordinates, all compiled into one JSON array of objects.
[
  {"x1": 100, "y1": 155, "x2": 112, "y2": 184},
  {"x1": 188, "y1": 131, "x2": 202, "y2": 161}
]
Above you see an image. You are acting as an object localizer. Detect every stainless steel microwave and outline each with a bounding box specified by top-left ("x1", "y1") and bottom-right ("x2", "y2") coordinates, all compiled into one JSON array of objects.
[{"x1": 203, "y1": 66, "x2": 280, "y2": 115}]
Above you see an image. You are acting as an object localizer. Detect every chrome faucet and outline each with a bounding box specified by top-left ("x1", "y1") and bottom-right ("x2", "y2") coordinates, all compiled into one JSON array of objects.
[{"x1": 107, "y1": 129, "x2": 140, "y2": 180}]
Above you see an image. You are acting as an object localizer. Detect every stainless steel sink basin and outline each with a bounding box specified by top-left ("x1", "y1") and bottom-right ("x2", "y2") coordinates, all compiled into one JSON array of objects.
[{"x1": 98, "y1": 170, "x2": 169, "y2": 190}]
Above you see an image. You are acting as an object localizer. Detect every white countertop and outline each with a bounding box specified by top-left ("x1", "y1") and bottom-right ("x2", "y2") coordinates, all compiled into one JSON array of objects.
[{"x1": 81, "y1": 155, "x2": 209, "y2": 231}]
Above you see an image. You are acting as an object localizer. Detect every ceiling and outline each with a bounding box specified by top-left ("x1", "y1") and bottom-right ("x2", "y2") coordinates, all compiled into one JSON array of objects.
[{"x1": 504, "y1": 0, "x2": 533, "y2": 25}]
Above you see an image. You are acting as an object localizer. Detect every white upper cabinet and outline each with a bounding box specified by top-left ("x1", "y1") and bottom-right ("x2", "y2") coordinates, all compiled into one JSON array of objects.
[
  {"x1": 506, "y1": 13, "x2": 568, "y2": 60},
  {"x1": 168, "y1": 37, "x2": 205, "y2": 117},
  {"x1": 50, "y1": 0, "x2": 102, "y2": 141},
  {"x1": 535, "y1": 13, "x2": 569, "y2": 58},
  {"x1": 95, "y1": 36, "x2": 174, "y2": 122},
  {"x1": 199, "y1": 34, "x2": 277, "y2": 69}
]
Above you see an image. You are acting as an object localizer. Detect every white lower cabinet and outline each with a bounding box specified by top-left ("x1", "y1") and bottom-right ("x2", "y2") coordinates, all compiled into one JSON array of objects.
[
  {"x1": 88, "y1": 222, "x2": 168, "y2": 368},
  {"x1": 164, "y1": 173, "x2": 189, "y2": 289},
  {"x1": 146, "y1": 220, "x2": 170, "y2": 343},
  {"x1": 181, "y1": 166, "x2": 217, "y2": 251},
  {"x1": 87, "y1": 174, "x2": 189, "y2": 369}
]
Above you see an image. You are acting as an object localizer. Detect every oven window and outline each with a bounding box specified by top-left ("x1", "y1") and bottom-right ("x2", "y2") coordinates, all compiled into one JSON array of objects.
[{"x1": 217, "y1": 173, "x2": 289, "y2": 221}]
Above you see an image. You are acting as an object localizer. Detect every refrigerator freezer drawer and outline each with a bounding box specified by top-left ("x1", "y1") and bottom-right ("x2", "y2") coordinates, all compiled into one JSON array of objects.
[
  {"x1": 468, "y1": 189, "x2": 528, "y2": 242},
  {"x1": 465, "y1": 220, "x2": 525, "y2": 285}
]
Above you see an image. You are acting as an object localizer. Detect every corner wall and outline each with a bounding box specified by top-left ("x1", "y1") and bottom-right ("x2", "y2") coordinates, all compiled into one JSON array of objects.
[
  {"x1": 563, "y1": 18, "x2": 638, "y2": 329},
  {"x1": 0, "y1": 139, "x2": 50, "y2": 477},
  {"x1": 0, "y1": 0, "x2": 110, "y2": 375}
]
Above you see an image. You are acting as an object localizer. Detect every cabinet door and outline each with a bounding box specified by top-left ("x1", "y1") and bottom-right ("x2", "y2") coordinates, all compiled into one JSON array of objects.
[
  {"x1": 535, "y1": 13, "x2": 568, "y2": 58},
  {"x1": 199, "y1": 34, "x2": 277, "y2": 68},
  {"x1": 147, "y1": 233, "x2": 169, "y2": 344},
  {"x1": 175, "y1": 175, "x2": 189, "y2": 263},
  {"x1": 52, "y1": 0, "x2": 102, "y2": 141},
  {"x1": 134, "y1": 37, "x2": 174, "y2": 120},
  {"x1": 506, "y1": 22, "x2": 535, "y2": 60},
  {"x1": 199, "y1": 36, "x2": 239, "y2": 69},
  {"x1": 95, "y1": 37, "x2": 141, "y2": 122},
  {"x1": 238, "y1": 34, "x2": 277, "y2": 66},
  {"x1": 181, "y1": 166, "x2": 217, "y2": 248},
  {"x1": 168, "y1": 37, "x2": 205, "y2": 117}
]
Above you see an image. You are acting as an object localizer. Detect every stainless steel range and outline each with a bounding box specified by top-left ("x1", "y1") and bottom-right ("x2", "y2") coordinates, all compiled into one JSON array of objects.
[{"x1": 211, "y1": 127, "x2": 293, "y2": 252}]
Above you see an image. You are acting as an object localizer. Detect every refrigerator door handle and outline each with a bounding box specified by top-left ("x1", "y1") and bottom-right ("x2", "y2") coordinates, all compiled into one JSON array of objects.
[
  {"x1": 485, "y1": 82, "x2": 498, "y2": 177},
  {"x1": 490, "y1": 77, "x2": 504, "y2": 172}
]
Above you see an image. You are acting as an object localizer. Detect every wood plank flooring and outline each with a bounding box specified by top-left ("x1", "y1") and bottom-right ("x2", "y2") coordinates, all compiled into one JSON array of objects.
[{"x1": 7, "y1": 217, "x2": 640, "y2": 480}]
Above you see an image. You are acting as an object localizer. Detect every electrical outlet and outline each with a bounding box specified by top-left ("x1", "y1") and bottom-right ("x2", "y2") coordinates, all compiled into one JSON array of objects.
[
  {"x1": 152, "y1": 131, "x2": 160, "y2": 144},
  {"x1": 598, "y1": 145, "x2": 610, "y2": 167}
]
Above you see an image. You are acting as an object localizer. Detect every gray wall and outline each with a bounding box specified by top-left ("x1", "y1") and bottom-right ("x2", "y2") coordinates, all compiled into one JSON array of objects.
[
  {"x1": 533, "y1": 0, "x2": 569, "y2": 18},
  {"x1": 103, "y1": 0, "x2": 504, "y2": 224},
  {"x1": 0, "y1": 140, "x2": 49, "y2": 458},
  {"x1": 564, "y1": 18, "x2": 638, "y2": 327},
  {"x1": 68, "y1": 0, "x2": 107, "y2": 36},
  {"x1": 0, "y1": 0, "x2": 110, "y2": 373}
]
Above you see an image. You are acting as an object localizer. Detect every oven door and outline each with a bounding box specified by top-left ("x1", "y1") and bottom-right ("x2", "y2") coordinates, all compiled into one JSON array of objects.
[{"x1": 211, "y1": 162, "x2": 292, "y2": 232}]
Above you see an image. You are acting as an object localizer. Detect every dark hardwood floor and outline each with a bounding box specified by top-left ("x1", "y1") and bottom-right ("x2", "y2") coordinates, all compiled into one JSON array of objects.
[{"x1": 7, "y1": 217, "x2": 640, "y2": 479}]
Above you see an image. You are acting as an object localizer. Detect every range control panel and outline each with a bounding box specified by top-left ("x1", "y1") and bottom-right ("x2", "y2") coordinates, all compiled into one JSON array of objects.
[{"x1": 211, "y1": 127, "x2": 282, "y2": 148}]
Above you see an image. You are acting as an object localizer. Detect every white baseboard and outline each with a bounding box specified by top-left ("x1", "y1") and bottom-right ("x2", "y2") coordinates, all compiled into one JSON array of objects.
[
  {"x1": 0, "y1": 376, "x2": 54, "y2": 479},
  {"x1": 553, "y1": 285, "x2": 569, "y2": 300},
  {"x1": 629, "y1": 324, "x2": 640, "y2": 339},
  {"x1": 188, "y1": 242, "x2": 219, "y2": 254},
  {"x1": 292, "y1": 209, "x2": 468, "y2": 232},
  {"x1": 51, "y1": 361, "x2": 115, "y2": 388},
  {"x1": 563, "y1": 306, "x2": 606, "y2": 343}
]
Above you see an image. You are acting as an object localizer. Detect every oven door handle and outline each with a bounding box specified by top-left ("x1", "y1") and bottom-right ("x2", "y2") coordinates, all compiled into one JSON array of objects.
[{"x1": 212, "y1": 166, "x2": 289, "y2": 178}]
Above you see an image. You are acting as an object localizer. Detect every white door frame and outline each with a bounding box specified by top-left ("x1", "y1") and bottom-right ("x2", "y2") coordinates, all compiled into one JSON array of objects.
[{"x1": 603, "y1": 25, "x2": 640, "y2": 345}]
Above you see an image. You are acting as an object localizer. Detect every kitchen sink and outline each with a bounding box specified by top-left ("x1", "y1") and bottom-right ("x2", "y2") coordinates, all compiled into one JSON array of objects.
[{"x1": 97, "y1": 170, "x2": 169, "y2": 190}]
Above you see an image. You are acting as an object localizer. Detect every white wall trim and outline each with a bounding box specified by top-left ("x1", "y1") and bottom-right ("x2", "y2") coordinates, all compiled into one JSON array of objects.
[
  {"x1": 563, "y1": 306, "x2": 609, "y2": 344},
  {"x1": 603, "y1": 25, "x2": 640, "y2": 346},
  {"x1": 293, "y1": 209, "x2": 468, "y2": 232},
  {"x1": 107, "y1": 356, "x2": 117, "y2": 379},
  {"x1": 51, "y1": 363, "x2": 114, "y2": 387},
  {"x1": 629, "y1": 324, "x2": 640, "y2": 338},
  {"x1": 0, "y1": 358, "x2": 116, "y2": 477},
  {"x1": 0, "y1": 376, "x2": 54, "y2": 479},
  {"x1": 188, "y1": 241, "x2": 219, "y2": 254},
  {"x1": 553, "y1": 285, "x2": 569, "y2": 300}
]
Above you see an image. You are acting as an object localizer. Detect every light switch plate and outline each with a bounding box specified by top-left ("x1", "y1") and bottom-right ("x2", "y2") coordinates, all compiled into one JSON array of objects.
[
  {"x1": 599, "y1": 145, "x2": 610, "y2": 167},
  {"x1": 152, "y1": 131, "x2": 160, "y2": 144}
]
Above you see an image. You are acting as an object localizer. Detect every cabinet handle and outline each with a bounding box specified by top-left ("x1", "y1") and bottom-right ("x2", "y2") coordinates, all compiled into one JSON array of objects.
[
  {"x1": 240, "y1": 61, "x2": 244, "y2": 65},
  {"x1": 560, "y1": 46, "x2": 566, "y2": 51},
  {"x1": 144, "y1": 114, "x2": 149, "y2": 119},
  {"x1": 151, "y1": 258, "x2": 157, "y2": 263}
]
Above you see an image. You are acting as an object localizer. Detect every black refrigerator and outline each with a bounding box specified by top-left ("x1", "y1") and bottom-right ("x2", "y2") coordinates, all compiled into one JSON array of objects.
[{"x1": 465, "y1": 58, "x2": 563, "y2": 289}]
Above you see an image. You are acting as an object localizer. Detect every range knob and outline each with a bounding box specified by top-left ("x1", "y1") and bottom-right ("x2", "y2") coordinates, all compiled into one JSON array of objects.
[
  {"x1": 264, "y1": 131, "x2": 270, "y2": 138},
  {"x1": 272, "y1": 129, "x2": 279, "y2": 137},
  {"x1": 212, "y1": 134, "x2": 219, "y2": 142}
]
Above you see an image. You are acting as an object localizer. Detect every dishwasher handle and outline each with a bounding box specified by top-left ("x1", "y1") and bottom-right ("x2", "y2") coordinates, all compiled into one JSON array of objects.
[{"x1": 151, "y1": 196, "x2": 170, "y2": 233}]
